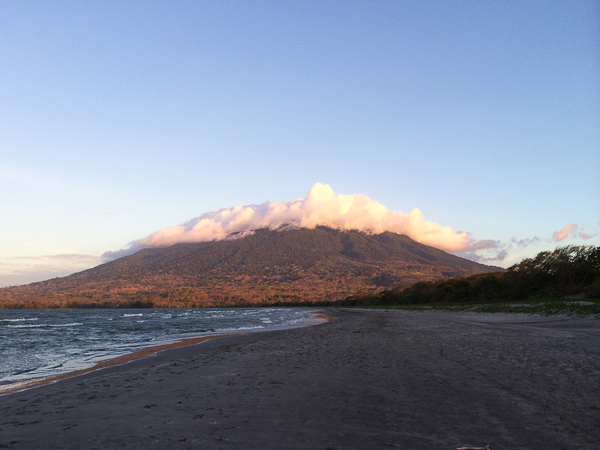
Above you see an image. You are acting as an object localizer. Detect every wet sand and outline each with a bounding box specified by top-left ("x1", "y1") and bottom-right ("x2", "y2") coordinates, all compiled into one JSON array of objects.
[
  {"x1": 1, "y1": 309, "x2": 599, "y2": 449},
  {"x1": 0, "y1": 334, "x2": 243, "y2": 397}
]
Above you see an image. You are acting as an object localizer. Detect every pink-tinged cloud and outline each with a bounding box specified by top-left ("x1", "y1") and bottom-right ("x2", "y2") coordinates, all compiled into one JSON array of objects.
[
  {"x1": 552, "y1": 224, "x2": 578, "y2": 242},
  {"x1": 577, "y1": 225, "x2": 595, "y2": 240},
  {"x1": 464, "y1": 239, "x2": 500, "y2": 251},
  {"x1": 123, "y1": 183, "x2": 474, "y2": 255}
]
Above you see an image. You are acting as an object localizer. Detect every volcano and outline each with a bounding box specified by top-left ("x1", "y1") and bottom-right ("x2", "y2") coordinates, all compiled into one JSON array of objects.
[{"x1": 0, "y1": 227, "x2": 500, "y2": 308}]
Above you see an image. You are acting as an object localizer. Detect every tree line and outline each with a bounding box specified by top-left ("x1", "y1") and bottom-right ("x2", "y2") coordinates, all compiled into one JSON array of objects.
[{"x1": 328, "y1": 245, "x2": 600, "y2": 307}]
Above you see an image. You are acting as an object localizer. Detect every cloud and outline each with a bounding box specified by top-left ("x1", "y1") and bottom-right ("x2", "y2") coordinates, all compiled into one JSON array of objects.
[
  {"x1": 510, "y1": 236, "x2": 542, "y2": 248},
  {"x1": 577, "y1": 225, "x2": 595, "y2": 240},
  {"x1": 463, "y1": 239, "x2": 500, "y2": 251},
  {"x1": 452, "y1": 249, "x2": 508, "y2": 265},
  {"x1": 4, "y1": 253, "x2": 100, "y2": 263},
  {"x1": 494, "y1": 250, "x2": 509, "y2": 261},
  {"x1": 552, "y1": 224, "x2": 578, "y2": 242},
  {"x1": 102, "y1": 211, "x2": 121, "y2": 216},
  {"x1": 0, "y1": 268, "x2": 82, "y2": 288},
  {"x1": 551, "y1": 223, "x2": 597, "y2": 242},
  {"x1": 102, "y1": 247, "x2": 141, "y2": 261},
  {"x1": 0, "y1": 254, "x2": 102, "y2": 287},
  {"x1": 104, "y1": 183, "x2": 479, "y2": 260}
]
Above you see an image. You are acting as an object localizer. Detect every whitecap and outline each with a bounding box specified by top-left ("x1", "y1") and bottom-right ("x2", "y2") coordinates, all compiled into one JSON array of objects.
[
  {"x1": 1, "y1": 318, "x2": 38, "y2": 322},
  {"x1": 221, "y1": 325, "x2": 265, "y2": 331}
]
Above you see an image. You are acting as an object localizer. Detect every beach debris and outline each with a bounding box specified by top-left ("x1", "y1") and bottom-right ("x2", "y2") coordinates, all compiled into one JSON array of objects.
[{"x1": 457, "y1": 445, "x2": 492, "y2": 450}]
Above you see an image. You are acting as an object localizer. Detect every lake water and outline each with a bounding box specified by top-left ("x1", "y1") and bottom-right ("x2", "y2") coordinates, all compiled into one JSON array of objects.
[{"x1": 0, "y1": 307, "x2": 315, "y2": 386}]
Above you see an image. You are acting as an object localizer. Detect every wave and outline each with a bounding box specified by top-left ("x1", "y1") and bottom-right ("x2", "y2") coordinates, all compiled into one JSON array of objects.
[
  {"x1": 13, "y1": 367, "x2": 39, "y2": 375},
  {"x1": 8, "y1": 322, "x2": 83, "y2": 328},
  {"x1": 220, "y1": 325, "x2": 265, "y2": 331},
  {"x1": 0, "y1": 307, "x2": 315, "y2": 387},
  {"x1": 1, "y1": 318, "x2": 38, "y2": 322}
]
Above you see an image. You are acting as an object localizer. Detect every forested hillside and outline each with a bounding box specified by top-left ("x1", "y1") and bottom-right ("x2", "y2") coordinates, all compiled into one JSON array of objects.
[
  {"x1": 333, "y1": 245, "x2": 600, "y2": 307},
  {"x1": 0, "y1": 227, "x2": 498, "y2": 308}
]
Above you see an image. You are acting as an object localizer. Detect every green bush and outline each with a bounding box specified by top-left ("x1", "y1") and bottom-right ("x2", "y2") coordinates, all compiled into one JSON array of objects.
[{"x1": 335, "y1": 245, "x2": 599, "y2": 306}]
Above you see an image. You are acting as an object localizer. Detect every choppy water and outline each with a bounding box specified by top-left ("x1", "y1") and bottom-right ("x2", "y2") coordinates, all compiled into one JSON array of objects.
[{"x1": 0, "y1": 307, "x2": 314, "y2": 386}]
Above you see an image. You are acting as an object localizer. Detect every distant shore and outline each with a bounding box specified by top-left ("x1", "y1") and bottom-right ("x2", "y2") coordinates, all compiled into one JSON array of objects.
[{"x1": 1, "y1": 309, "x2": 598, "y2": 449}]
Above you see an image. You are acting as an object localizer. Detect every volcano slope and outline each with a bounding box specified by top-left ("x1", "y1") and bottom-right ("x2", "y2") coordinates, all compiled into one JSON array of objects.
[{"x1": 0, "y1": 227, "x2": 499, "y2": 308}]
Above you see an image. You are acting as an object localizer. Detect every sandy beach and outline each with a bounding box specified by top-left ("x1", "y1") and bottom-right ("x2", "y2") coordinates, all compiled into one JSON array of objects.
[{"x1": 1, "y1": 309, "x2": 599, "y2": 449}]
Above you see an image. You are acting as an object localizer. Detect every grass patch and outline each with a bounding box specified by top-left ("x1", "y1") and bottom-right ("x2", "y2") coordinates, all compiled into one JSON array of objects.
[{"x1": 353, "y1": 297, "x2": 600, "y2": 317}]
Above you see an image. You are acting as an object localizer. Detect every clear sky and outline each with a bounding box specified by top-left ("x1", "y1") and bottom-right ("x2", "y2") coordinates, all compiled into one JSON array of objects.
[{"x1": 1, "y1": 1, "x2": 599, "y2": 287}]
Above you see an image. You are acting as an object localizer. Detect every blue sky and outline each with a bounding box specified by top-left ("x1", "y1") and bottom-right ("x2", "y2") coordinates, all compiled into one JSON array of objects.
[{"x1": 1, "y1": 1, "x2": 599, "y2": 286}]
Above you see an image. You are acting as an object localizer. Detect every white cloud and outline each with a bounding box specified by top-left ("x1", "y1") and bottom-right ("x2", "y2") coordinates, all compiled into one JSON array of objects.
[{"x1": 104, "y1": 183, "x2": 477, "y2": 260}]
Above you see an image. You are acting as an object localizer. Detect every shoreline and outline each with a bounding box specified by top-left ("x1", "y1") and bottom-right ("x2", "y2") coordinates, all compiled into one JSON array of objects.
[
  {"x1": 0, "y1": 334, "x2": 241, "y2": 396},
  {"x1": 0, "y1": 310, "x2": 334, "y2": 397},
  {"x1": 1, "y1": 309, "x2": 597, "y2": 448}
]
